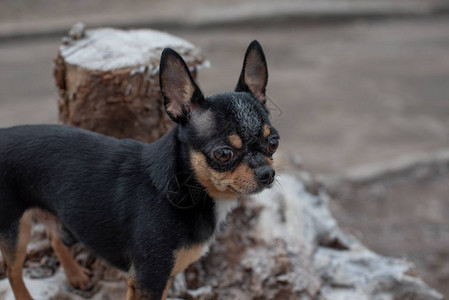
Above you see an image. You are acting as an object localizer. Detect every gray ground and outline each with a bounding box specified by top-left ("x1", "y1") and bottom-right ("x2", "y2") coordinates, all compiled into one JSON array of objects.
[
  {"x1": 1, "y1": 18, "x2": 449, "y2": 174},
  {"x1": 328, "y1": 159, "x2": 449, "y2": 297},
  {"x1": 0, "y1": 13, "x2": 448, "y2": 297}
]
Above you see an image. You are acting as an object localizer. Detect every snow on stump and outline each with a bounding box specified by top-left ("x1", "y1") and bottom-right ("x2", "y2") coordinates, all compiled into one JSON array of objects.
[{"x1": 54, "y1": 24, "x2": 207, "y2": 142}]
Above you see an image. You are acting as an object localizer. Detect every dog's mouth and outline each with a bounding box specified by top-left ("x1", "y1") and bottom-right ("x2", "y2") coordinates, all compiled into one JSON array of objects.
[
  {"x1": 248, "y1": 183, "x2": 274, "y2": 195},
  {"x1": 227, "y1": 181, "x2": 274, "y2": 196}
]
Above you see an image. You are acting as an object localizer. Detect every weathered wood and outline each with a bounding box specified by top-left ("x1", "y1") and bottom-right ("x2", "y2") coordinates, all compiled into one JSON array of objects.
[{"x1": 54, "y1": 26, "x2": 207, "y2": 142}]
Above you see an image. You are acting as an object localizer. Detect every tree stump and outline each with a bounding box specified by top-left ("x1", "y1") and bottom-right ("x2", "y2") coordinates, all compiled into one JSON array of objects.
[{"x1": 54, "y1": 24, "x2": 207, "y2": 142}]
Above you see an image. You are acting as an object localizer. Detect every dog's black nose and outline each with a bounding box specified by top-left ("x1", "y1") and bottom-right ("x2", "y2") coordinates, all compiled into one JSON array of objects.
[{"x1": 255, "y1": 166, "x2": 275, "y2": 186}]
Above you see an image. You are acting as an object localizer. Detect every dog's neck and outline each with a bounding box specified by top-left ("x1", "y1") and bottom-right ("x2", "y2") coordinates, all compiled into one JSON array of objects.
[
  {"x1": 143, "y1": 126, "x2": 210, "y2": 208},
  {"x1": 143, "y1": 127, "x2": 179, "y2": 194}
]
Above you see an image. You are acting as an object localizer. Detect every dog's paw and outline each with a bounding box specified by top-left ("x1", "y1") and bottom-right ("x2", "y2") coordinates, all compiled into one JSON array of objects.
[{"x1": 66, "y1": 265, "x2": 93, "y2": 290}]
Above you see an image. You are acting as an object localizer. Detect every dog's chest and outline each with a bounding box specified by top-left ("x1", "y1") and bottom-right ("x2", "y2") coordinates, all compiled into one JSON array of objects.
[{"x1": 171, "y1": 198, "x2": 238, "y2": 276}]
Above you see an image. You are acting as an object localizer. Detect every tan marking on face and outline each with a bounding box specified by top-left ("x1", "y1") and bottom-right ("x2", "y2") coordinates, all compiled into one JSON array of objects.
[
  {"x1": 190, "y1": 151, "x2": 257, "y2": 198},
  {"x1": 230, "y1": 162, "x2": 258, "y2": 192},
  {"x1": 228, "y1": 134, "x2": 242, "y2": 149},
  {"x1": 171, "y1": 244, "x2": 205, "y2": 276},
  {"x1": 265, "y1": 155, "x2": 274, "y2": 168},
  {"x1": 263, "y1": 124, "x2": 271, "y2": 137}
]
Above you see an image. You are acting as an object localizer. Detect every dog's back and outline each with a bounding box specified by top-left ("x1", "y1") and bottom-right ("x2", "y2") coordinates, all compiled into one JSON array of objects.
[
  {"x1": 0, "y1": 125, "x2": 146, "y2": 269},
  {"x1": 1, "y1": 125, "x2": 116, "y2": 210}
]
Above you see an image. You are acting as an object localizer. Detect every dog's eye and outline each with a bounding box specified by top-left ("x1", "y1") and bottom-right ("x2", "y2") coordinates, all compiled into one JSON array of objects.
[
  {"x1": 214, "y1": 148, "x2": 234, "y2": 162},
  {"x1": 268, "y1": 138, "x2": 279, "y2": 153}
]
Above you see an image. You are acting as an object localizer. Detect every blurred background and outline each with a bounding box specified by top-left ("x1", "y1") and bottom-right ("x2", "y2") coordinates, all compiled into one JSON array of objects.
[{"x1": 0, "y1": 0, "x2": 448, "y2": 297}]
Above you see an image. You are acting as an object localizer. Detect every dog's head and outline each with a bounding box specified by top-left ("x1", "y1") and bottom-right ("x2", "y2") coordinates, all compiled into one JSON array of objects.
[{"x1": 159, "y1": 41, "x2": 279, "y2": 200}]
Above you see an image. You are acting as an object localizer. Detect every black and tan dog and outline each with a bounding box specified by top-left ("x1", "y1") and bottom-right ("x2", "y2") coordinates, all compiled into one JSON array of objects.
[{"x1": 0, "y1": 40, "x2": 279, "y2": 300}]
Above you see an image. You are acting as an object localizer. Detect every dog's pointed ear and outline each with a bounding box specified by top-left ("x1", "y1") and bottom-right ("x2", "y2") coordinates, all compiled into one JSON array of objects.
[
  {"x1": 159, "y1": 48, "x2": 204, "y2": 123},
  {"x1": 235, "y1": 40, "x2": 268, "y2": 105}
]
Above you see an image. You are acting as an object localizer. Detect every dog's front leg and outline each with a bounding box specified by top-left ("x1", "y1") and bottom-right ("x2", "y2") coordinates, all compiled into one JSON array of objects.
[
  {"x1": 126, "y1": 261, "x2": 172, "y2": 300},
  {"x1": 126, "y1": 277, "x2": 172, "y2": 300}
]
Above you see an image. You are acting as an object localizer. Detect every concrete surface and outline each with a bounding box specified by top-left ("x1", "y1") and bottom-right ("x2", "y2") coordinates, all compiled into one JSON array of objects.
[
  {"x1": 327, "y1": 152, "x2": 449, "y2": 297},
  {"x1": 1, "y1": 0, "x2": 448, "y2": 40}
]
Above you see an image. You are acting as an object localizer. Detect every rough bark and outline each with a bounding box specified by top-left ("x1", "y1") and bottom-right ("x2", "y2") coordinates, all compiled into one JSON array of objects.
[{"x1": 54, "y1": 24, "x2": 207, "y2": 142}]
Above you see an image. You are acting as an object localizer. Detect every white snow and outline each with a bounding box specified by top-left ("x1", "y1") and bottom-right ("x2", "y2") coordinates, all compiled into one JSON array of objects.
[{"x1": 60, "y1": 28, "x2": 198, "y2": 71}]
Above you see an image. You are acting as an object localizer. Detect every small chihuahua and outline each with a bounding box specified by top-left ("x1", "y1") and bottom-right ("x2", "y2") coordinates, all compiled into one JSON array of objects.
[{"x1": 0, "y1": 40, "x2": 279, "y2": 300}]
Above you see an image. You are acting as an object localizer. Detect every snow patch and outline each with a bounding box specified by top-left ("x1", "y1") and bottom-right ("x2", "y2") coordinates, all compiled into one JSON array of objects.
[
  {"x1": 130, "y1": 65, "x2": 146, "y2": 76},
  {"x1": 60, "y1": 28, "x2": 198, "y2": 71}
]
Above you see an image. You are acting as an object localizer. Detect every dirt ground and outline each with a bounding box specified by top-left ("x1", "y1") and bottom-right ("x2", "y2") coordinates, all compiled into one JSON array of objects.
[
  {"x1": 328, "y1": 159, "x2": 449, "y2": 297},
  {"x1": 1, "y1": 18, "x2": 449, "y2": 174},
  {"x1": 0, "y1": 17, "x2": 448, "y2": 296}
]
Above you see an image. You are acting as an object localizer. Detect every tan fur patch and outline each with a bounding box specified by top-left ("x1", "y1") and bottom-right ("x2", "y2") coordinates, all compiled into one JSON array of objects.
[
  {"x1": 265, "y1": 155, "x2": 274, "y2": 168},
  {"x1": 190, "y1": 151, "x2": 257, "y2": 199},
  {"x1": 1, "y1": 211, "x2": 33, "y2": 300},
  {"x1": 126, "y1": 272, "x2": 173, "y2": 300},
  {"x1": 162, "y1": 277, "x2": 174, "y2": 300},
  {"x1": 263, "y1": 124, "x2": 271, "y2": 137},
  {"x1": 50, "y1": 230, "x2": 92, "y2": 290},
  {"x1": 171, "y1": 244, "x2": 204, "y2": 276},
  {"x1": 126, "y1": 277, "x2": 160, "y2": 300},
  {"x1": 126, "y1": 279, "x2": 136, "y2": 300},
  {"x1": 228, "y1": 134, "x2": 242, "y2": 149}
]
